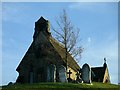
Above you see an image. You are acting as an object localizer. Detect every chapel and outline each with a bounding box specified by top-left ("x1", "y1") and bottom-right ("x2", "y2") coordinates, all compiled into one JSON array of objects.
[
  {"x1": 91, "y1": 58, "x2": 110, "y2": 83},
  {"x1": 16, "y1": 17, "x2": 80, "y2": 83},
  {"x1": 16, "y1": 17, "x2": 110, "y2": 84}
]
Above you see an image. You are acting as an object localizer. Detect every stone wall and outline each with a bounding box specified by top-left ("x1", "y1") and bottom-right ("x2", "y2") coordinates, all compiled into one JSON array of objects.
[{"x1": 103, "y1": 68, "x2": 110, "y2": 83}]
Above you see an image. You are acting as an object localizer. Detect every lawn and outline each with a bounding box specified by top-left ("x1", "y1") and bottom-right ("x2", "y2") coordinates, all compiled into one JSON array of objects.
[{"x1": 1, "y1": 82, "x2": 119, "y2": 90}]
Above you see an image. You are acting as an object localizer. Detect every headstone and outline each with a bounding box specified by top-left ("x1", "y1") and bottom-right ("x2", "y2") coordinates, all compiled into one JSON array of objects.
[
  {"x1": 81, "y1": 63, "x2": 91, "y2": 84},
  {"x1": 8, "y1": 82, "x2": 14, "y2": 86},
  {"x1": 29, "y1": 66, "x2": 33, "y2": 84},
  {"x1": 47, "y1": 64, "x2": 56, "y2": 82},
  {"x1": 30, "y1": 71, "x2": 33, "y2": 83},
  {"x1": 76, "y1": 71, "x2": 83, "y2": 83},
  {"x1": 59, "y1": 65, "x2": 68, "y2": 82}
]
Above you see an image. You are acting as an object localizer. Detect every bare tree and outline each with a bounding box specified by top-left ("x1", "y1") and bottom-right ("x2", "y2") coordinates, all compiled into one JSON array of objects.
[{"x1": 51, "y1": 10, "x2": 83, "y2": 71}]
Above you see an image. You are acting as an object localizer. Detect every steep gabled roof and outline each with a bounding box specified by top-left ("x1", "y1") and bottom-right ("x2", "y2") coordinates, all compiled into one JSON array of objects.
[
  {"x1": 16, "y1": 16, "x2": 80, "y2": 72},
  {"x1": 49, "y1": 36, "x2": 80, "y2": 71},
  {"x1": 91, "y1": 67, "x2": 106, "y2": 82},
  {"x1": 16, "y1": 32, "x2": 80, "y2": 72}
]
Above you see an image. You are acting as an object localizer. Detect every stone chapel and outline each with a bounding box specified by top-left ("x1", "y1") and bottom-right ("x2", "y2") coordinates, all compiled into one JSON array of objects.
[
  {"x1": 16, "y1": 17, "x2": 80, "y2": 83},
  {"x1": 91, "y1": 58, "x2": 110, "y2": 83},
  {"x1": 16, "y1": 16, "x2": 110, "y2": 84}
]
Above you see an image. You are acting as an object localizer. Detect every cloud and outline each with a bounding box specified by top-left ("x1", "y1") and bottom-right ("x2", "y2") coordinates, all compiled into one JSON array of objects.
[{"x1": 87, "y1": 37, "x2": 91, "y2": 43}]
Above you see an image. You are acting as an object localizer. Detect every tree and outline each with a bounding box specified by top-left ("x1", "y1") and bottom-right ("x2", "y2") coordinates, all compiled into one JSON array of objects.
[{"x1": 51, "y1": 10, "x2": 83, "y2": 71}]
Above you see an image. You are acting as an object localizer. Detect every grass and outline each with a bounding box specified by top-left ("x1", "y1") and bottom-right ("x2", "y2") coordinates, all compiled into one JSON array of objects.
[{"x1": 1, "y1": 82, "x2": 119, "y2": 90}]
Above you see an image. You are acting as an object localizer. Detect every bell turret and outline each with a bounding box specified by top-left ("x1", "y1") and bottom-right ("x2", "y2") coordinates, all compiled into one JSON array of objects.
[{"x1": 33, "y1": 16, "x2": 50, "y2": 40}]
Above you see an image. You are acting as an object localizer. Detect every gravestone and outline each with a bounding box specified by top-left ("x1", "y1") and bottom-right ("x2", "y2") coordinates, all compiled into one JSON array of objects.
[
  {"x1": 30, "y1": 71, "x2": 33, "y2": 83},
  {"x1": 47, "y1": 64, "x2": 56, "y2": 82},
  {"x1": 29, "y1": 66, "x2": 33, "y2": 84},
  {"x1": 81, "y1": 63, "x2": 91, "y2": 84},
  {"x1": 76, "y1": 71, "x2": 83, "y2": 83},
  {"x1": 59, "y1": 65, "x2": 68, "y2": 82}
]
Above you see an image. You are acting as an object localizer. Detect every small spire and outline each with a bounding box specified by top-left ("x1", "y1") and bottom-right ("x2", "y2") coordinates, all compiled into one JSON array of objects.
[{"x1": 103, "y1": 57, "x2": 107, "y2": 68}]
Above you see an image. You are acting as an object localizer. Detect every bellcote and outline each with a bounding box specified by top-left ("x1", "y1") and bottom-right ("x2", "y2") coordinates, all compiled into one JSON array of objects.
[{"x1": 33, "y1": 16, "x2": 50, "y2": 40}]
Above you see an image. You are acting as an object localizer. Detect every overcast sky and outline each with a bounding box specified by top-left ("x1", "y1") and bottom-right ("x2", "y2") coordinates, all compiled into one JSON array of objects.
[{"x1": 1, "y1": 2, "x2": 118, "y2": 85}]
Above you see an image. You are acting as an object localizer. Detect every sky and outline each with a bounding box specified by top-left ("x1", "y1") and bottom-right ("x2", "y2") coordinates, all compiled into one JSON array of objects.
[{"x1": 1, "y1": 2, "x2": 118, "y2": 85}]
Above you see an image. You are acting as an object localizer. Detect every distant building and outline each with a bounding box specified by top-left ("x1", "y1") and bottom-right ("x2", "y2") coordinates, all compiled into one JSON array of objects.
[{"x1": 91, "y1": 58, "x2": 110, "y2": 83}]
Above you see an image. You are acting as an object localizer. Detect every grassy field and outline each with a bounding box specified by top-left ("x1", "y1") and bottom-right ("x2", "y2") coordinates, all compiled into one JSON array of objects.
[{"x1": 1, "y1": 82, "x2": 119, "y2": 90}]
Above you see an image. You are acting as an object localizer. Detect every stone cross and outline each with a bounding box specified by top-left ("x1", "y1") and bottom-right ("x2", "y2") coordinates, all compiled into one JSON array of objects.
[
  {"x1": 67, "y1": 70, "x2": 72, "y2": 79},
  {"x1": 104, "y1": 57, "x2": 106, "y2": 63}
]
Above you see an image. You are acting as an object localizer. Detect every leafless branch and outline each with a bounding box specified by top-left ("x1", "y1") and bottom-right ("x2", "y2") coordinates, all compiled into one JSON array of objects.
[{"x1": 51, "y1": 9, "x2": 83, "y2": 69}]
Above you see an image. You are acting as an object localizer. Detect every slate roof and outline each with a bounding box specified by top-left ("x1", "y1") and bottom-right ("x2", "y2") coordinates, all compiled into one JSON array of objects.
[
  {"x1": 49, "y1": 36, "x2": 80, "y2": 71},
  {"x1": 16, "y1": 17, "x2": 80, "y2": 72},
  {"x1": 16, "y1": 34, "x2": 80, "y2": 72},
  {"x1": 91, "y1": 67, "x2": 106, "y2": 82}
]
